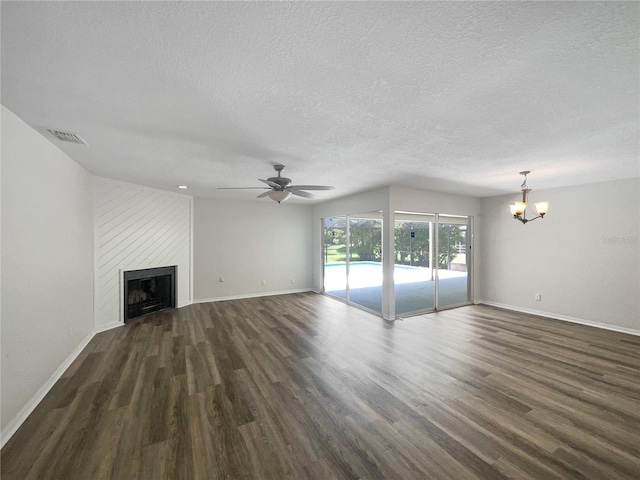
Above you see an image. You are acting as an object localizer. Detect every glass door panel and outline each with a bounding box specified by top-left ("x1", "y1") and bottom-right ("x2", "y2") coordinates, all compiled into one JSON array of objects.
[
  {"x1": 323, "y1": 217, "x2": 347, "y2": 300},
  {"x1": 347, "y1": 212, "x2": 383, "y2": 314},
  {"x1": 436, "y1": 215, "x2": 470, "y2": 308},
  {"x1": 394, "y1": 212, "x2": 436, "y2": 315}
]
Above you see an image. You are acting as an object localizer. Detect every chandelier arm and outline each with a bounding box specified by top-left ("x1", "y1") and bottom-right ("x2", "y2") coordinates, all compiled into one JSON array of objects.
[{"x1": 513, "y1": 214, "x2": 543, "y2": 224}]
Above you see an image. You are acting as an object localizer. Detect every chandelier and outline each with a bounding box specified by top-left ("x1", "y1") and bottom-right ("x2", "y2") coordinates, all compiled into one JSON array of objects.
[{"x1": 509, "y1": 171, "x2": 549, "y2": 224}]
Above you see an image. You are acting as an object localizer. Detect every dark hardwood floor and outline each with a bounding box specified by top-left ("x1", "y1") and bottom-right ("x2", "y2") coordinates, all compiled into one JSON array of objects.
[{"x1": 2, "y1": 293, "x2": 640, "y2": 479}]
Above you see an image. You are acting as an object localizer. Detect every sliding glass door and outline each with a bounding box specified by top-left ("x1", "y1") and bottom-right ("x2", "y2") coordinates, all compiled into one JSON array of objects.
[
  {"x1": 394, "y1": 212, "x2": 435, "y2": 315},
  {"x1": 324, "y1": 212, "x2": 471, "y2": 318},
  {"x1": 323, "y1": 216, "x2": 347, "y2": 301},
  {"x1": 347, "y1": 212, "x2": 383, "y2": 313},
  {"x1": 323, "y1": 212, "x2": 383, "y2": 315},
  {"x1": 394, "y1": 212, "x2": 471, "y2": 316},
  {"x1": 436, "y1": 215, "x2": 470, "y2": 308}
]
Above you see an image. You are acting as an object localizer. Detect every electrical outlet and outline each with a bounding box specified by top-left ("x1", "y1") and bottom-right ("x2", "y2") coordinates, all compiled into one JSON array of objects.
[
  {"x1": 262, "y1": 280, "x2": 266, "y2": 286},
  {"x1": 535, "y1": 293, "x2": 541, "y2": 301},
  {"x1": 219, "y1": 277, "x2": 225, "y2": 282},
  {"x1": 291, "y1": 278, "x2": 295, "y2": 284}
]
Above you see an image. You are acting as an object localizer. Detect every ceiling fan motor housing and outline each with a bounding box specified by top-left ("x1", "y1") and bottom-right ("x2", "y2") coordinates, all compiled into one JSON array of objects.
[
  {"x1": 268, "y1": 164, "x2": 291, "y2": 190},
  {"x1": 267, "y1": 176, "x2": 291, "y2": 190}
]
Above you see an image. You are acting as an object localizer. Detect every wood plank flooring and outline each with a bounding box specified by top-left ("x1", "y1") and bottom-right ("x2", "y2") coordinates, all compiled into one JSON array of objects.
[{"x1": 2, "y1": 294, "x2": 639, "y2": 479}]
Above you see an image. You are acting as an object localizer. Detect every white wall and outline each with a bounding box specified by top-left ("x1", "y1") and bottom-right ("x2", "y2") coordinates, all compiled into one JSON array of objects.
[
  {"x1": 93, "y1": 177, "x2": 192, "y2": 328},
  {"x1": 480, "y1": 177, "x2": 640, "y2": 334},
  {"x1": 390, "y1": 185, "x2": 481, "y2": 217},
  {"x1": 1, "y1": 106, "x2": 94, "y2": 433},
  {"x1": 193, "y1": 198, "x2": 313, "y2": 301}
]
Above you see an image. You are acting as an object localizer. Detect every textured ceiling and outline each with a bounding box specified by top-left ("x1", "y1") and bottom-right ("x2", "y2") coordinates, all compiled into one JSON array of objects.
[{"x1": 1, "y1": 1, "x2": 638, "y2": 202}]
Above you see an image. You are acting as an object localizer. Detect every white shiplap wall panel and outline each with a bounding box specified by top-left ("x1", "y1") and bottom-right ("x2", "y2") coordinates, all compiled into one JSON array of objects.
[{"x1": 94, "y1": 177, "x2": 192, "y2": 328}]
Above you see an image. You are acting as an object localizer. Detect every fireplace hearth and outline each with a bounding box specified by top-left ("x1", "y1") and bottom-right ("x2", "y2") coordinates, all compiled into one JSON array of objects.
[{"x1": 123, "y1": 266, "x2": 176, "y2": 322}]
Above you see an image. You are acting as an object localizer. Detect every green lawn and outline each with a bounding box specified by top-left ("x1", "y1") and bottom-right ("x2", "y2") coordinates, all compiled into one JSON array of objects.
[{"x1": 324, "y1": 244, "x2": 360, "y2": 263}]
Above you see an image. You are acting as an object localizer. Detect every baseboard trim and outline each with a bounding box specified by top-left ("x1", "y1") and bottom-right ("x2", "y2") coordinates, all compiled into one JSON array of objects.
[
  {"x1": 193, "y1": 289, "x2": 313, "y2": 304},
  {"x1": 1, "y1": 329, "x2": 96, "y2": 448},
  {"x1": 479, "y1": 301, "x2": 640, "y2": 337},
  {"x1": 94, "y1": 320, "x2": 122, "y2": 333}
]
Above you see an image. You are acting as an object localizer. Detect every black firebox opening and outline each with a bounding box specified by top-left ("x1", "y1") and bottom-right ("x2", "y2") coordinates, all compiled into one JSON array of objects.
[{"x1": 124, "y1": 266, "x2": 176, "y2": 322}]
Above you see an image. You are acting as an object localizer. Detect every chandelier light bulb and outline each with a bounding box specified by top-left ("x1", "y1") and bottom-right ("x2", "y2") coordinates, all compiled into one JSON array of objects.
[{"x1": 534, "y1": 201, "x2": 549, "y2": 216}]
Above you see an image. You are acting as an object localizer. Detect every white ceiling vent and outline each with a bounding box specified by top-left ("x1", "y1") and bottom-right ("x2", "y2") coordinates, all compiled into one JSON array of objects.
[{"x1": 46, "y1": 129, "x2": 88, "y2": 145}]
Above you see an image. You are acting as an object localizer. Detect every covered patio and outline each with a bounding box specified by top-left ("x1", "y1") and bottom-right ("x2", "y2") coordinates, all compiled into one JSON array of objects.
[{"x1": 325, "y1": 262, "x2": 468, "y2": 316}]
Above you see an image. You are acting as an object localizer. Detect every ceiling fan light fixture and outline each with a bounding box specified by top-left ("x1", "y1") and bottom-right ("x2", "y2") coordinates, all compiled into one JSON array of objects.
[
  {"x1": 218, "y1": 164, "x2": 333, "y2": 202},
  {"x1": 267, "y1": 190, "x2": 292, "y2": 203}
]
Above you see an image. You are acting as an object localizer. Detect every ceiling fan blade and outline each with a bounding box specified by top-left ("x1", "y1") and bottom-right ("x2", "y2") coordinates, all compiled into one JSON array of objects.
[
  {"x1": 289, "y1": 189, "x2": 316, "y2": 199},
  {"x1": 259, "y1": 179, "x2": 281, "y2": 189},
  {"x1": 256, "y1": 191, "x2": 271, "y2": 198},
  {"x1": 217, "y1": 187, "x2": 270, "y2": 190},
  {"x1": 288, "y1": 185, "x2": 334, "y2": 191}
]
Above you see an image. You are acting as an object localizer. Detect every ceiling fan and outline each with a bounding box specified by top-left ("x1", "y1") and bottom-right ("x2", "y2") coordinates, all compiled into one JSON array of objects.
[{"x1": 218, "y1": 164, "x2": 334, "y2": 203}]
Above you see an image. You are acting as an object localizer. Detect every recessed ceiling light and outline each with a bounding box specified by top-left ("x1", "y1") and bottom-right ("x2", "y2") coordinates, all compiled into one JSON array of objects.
[{"x1": 177, "y1": 185, "x2": 188, "y2": 189}]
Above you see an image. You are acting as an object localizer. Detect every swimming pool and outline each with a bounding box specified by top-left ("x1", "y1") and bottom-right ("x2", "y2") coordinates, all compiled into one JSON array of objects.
[{"x1": 324, "y1": 261, "x2": 465, "y2": 291}]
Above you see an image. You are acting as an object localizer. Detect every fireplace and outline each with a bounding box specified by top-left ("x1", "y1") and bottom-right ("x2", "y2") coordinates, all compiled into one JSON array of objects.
[{"x1": 123, "y1": 266, "x2": 176, "y2": 322}]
